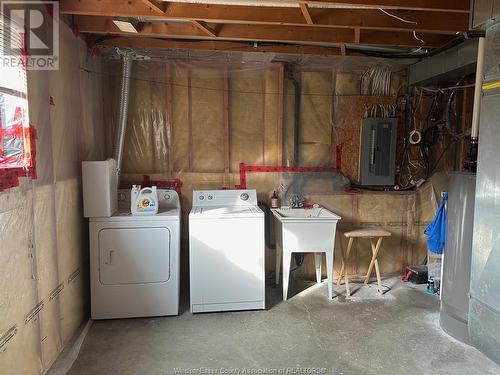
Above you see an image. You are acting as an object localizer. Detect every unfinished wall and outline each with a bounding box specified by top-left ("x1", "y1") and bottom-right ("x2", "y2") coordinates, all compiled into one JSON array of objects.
[
  {"x1": 0, "y1": 24, "x2": 106, "y2": 375},
  {"x1": 101, "y1": 56, "x2": 439, "y2": 282}
]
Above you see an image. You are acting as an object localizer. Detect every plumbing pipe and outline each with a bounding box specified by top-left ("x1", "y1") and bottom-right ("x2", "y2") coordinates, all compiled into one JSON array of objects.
[
  {"x1": 471, "y1": 37, "x2": 485, "y2": 140},
  {"x1": 113, "y1": 54, "x2": 133, "y2": 183},
  {"x1": 235, "y1": 163, "x2": 338, "y2": 189},
  {"x1": 465, "y1": 37, "x2": 485, "y2": 171}
]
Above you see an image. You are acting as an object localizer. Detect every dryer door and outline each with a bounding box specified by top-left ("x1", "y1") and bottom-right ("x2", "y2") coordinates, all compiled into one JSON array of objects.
[{"x1": 98, "y1": 227, "x2": 170, "y2": 285}]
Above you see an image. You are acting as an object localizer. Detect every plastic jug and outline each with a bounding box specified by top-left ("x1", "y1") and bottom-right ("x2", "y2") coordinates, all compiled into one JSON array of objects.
[{"x1": 131, "y1": 185, "x2": 158, "y2": 215}]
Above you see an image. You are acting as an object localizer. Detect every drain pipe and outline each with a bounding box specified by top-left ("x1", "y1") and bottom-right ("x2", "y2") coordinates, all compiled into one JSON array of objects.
[
  {"x1": 467, "y1": 37, "x2": 485, "y2": 172},
  {"x1": 286, "y1": 70, "x2": 301, "y2": 167},
  {"x1": 113, "y1": 53, "x2": 133, "y2": 184}
]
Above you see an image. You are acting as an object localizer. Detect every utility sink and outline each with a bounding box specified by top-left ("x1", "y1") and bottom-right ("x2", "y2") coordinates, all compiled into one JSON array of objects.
[
  {"x1": 272, "y1": 207, "x2": 341, "y2": 221},
  {"x1": 272, "y1": 207, "x2": 341, "y2": 300}
]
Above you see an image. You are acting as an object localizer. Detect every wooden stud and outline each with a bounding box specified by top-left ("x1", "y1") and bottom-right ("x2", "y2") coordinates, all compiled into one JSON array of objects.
[
  {"x1": 277, "y1": 64, "x2": 284, "y2": 165},
  {"x1": 261, "y1": 75, "x2": 266, "y2": 165},
  {"x1": 354, "y1": 27, "x2": 361, "y2": 44},
  {"x1": 340, "y1": 43, "x2": 346, "y2": 56},
  {"x1": 187, "y1": 69, "x2": 192, "y2": 171},
  {"x1": 299, "y1": 3, "x2": 313, "y2": 25},
  {"x1": 223, "y1": 68, "x2": 230, "y2": 186},
  {"x1": 191, "y1": 20, "x2": 217, "y2": 37},
  {"x1": 140, "y1": 0, "x2": 164, "y2": 14},
  {"x1": 166, "y1": 63, "x2": 173, "y2": 177}
]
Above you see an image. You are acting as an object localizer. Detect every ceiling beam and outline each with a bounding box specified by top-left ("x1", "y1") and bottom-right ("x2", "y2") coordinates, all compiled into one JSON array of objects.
[
  {"x1": 274, "y1": 0, "x2": 470, "y2": 13},
  {"x1": 98, "y1": 37, "x2": 351, "y2": 56},
  {"x1": 60, "y1": 1, "x2": 468, "y2": 34},
  {"x1": 299, "y1": 4, "x2": 314, "y2": 25},
  {"x1": 75, "y1": 15, "x2": 453, "y2": 48}
]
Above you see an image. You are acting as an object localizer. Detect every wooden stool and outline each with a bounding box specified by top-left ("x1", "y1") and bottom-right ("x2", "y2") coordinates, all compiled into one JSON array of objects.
[{"x1": 337, "y1": 227, "x2": 391, "y2": 297}]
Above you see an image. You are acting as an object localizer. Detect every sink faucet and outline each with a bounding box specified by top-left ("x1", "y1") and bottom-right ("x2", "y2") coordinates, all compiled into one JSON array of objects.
[{"x1": 289, "y1": 194, "x2": 305, "y2": 208}]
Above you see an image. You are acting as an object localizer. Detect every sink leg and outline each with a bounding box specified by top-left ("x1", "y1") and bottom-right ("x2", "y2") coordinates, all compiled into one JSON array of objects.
[
  {"x1": 314, "y1": 253, "x2": 322, "y2": 283},
  {"x1": 275, "y1": 244, "x2": 281, "y2": 285},
  {"x1": 282, "y1": 250, "x2": 291, "y2": 301},
  {"x1": 326, "y1": 249, "x2": 334, "y2": 299}
]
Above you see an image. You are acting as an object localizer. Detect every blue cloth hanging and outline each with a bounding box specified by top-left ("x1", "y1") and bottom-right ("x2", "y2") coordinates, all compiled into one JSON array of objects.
[{"x1": 424, "y1": 192, "x2": 448, "y2": 254}]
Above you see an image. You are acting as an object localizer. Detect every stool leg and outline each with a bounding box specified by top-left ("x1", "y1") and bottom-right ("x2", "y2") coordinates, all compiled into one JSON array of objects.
[
  {"x1": 326, "y1": 249, "x2": 334, "y2": 299},
  {"x1": 314, "y1": 253, "x2": 322, "y2": 283},
  {"x1": 275, "y1": 244, "x2": 282, "y2": 285},
  {"x1": 370, "y1": 239, "x2": 383, "y2": 293},
  {"x1": 364, "y1": 237, "x2": 383, "y2": 285},
  {"x1": 282, "y1": 250, "x2": 292, "y2": 301},
  {"x1": 338, "y1": 237, "x2": 353, "y2": 286}
]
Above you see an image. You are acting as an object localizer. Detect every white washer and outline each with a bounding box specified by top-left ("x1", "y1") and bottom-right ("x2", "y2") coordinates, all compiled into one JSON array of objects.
[
  {"x1": 189, "y1": 189, "x2": 265, "y2": 313},
  {"x1": 89, "y1": 189, "x2": 180, "y2": 319}
]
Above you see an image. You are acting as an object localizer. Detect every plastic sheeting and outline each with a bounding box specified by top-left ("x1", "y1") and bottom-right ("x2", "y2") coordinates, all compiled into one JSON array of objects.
[
  {"x1": 101, "y1": 54, "x2": 407, "y2": 193},
  {"x1": 0, "y1": 22, "x2": 107, "y2": 375},
  {"x1": 99, "y1": 53, "x2": 436, "y2": 281}
]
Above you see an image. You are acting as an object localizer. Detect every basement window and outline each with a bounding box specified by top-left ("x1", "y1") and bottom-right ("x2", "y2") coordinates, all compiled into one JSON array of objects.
[{"x1": 0, "y1": 16, "x2": 32, "y2": 170}]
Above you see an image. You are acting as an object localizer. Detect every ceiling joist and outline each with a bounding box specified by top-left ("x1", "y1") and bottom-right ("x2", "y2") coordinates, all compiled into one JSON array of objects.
[
  {"x1": 60, "y1": 1, "x2": 468, "y2": 34},
  {"x1": 273, "y1": 0, "x2": 469, "y2": 13},
  {"x1": 62, "y1": 1, "x2": 469, "y2": 53},
  {"x1": 76, "y1": 15, "x2": 452, "y2": 48}
]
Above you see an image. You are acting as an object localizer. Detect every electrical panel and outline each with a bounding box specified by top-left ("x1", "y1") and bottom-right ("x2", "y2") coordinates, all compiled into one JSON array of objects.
[{"x1": 359, "y1": 117, "x2": 398, "y2": 186}]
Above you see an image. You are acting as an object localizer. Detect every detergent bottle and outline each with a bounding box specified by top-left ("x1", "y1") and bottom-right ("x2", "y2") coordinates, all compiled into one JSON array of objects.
[{"x1": 131, "y1": 186, "x2": 159, "y2": 215}]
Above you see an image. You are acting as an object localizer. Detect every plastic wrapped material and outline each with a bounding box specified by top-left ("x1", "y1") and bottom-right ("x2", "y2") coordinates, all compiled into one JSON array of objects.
[{"x1": 0, "y1": 22, "x2": 107, "y2": 375}]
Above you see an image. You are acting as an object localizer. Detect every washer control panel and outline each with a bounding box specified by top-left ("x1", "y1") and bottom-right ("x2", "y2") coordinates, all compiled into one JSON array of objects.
[{"x1": 193, "y1": 189, "x2": 258, "y2": 207}]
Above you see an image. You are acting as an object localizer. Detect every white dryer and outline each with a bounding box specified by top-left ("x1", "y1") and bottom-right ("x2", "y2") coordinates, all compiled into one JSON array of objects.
[
  {"x1": 189, "y1": 189, "x2": 265, "y2": 313},
  {"x1": 89, "y1": 189, "x2": 180, "y2": 319}
]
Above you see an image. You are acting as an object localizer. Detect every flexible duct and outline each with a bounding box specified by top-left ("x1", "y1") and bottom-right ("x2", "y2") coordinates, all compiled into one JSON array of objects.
[{"x1": 113, "y1": 55, "x2": 133, "y2": 183}]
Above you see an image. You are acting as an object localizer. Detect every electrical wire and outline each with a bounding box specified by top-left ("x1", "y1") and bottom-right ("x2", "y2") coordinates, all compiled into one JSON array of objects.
[
  {"x1": 378, "y1": 8, "x2": 417, "y2": 24},
  {"x1": 80, "y1": 66, "x2": 403, "y2": 99},
  {"x1": 412, "y1": 31, "x2": 425, "y2": 45}
]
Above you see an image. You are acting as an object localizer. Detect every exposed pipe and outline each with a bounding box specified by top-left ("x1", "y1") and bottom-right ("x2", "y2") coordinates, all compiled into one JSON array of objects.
[
  {"x1": 113, "y1": 54, "x2": 133, "y2": 183},
  {"x1": 471, "y1": 37, "x2": 485, "y2": 140},
  {"x1": 354, "y1": 30, "x2": 485, "y2": 59},
  {"x1": 466, "y1": 37, "x2": 485, "y2": 172},
  {"x1": 286, "y1": 70, "x2": 301, "y2": 167}
]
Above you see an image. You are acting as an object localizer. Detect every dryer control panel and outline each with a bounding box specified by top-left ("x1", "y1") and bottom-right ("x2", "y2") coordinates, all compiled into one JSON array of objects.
[
  {"x1": 118, "y1": 188, "x2": 180, "y2": 210},
  {"x1": 193, "y1": 189, "x2": 257, "y2": 207}
]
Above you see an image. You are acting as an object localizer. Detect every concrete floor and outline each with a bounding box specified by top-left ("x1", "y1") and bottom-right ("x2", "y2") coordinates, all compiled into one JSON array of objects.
[{"x1": 62, "y1": 277, "x2": 500, "y2": 375}]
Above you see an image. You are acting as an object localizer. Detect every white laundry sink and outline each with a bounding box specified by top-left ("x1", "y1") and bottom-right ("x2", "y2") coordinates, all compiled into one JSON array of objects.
[
  {"x1": 272, "y1": 207, "x2": 341, "y2": 221},
  {"x1": 272, "y1": 207, "x2": 341, "y2": 300}
]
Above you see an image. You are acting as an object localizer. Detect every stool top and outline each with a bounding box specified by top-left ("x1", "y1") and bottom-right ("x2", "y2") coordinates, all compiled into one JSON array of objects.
[{"x1": 344, "y1": 227, "x2": 391, "y2": 238}]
